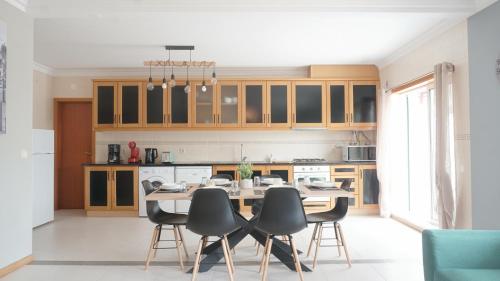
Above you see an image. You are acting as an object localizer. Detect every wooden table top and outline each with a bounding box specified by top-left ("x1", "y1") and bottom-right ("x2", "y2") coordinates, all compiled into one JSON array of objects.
[{"x1": 145, "y1": 185, "x2": 354, "y2": 201}]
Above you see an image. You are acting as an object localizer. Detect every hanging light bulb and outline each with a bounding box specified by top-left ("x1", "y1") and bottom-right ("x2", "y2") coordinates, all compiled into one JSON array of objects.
[
  {"x1": 146, "y1": 64, "x2": 154, "y2": 91},
  {"x1": 161, "y1": 60, "x2": 167, "y2": 89},
  {"x1": 211, "y1": 66, "x2": 217, "y2": 85},
  {"x1": 167, "y1": 50, "x2": 176, "y2": 88},
  {"x1": 184, "y1": 50, "x2": 192, "y2": 94},
  {"x1": 201, "y1": 67, "x2": 207, "y2": 93},
  {"x1": 184, "y1": 81, "x2": 191, "y2": 94}
]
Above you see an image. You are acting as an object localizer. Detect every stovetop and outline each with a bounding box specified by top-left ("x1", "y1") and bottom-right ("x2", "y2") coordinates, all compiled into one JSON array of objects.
[{"x1": 292, "y1": 158, "x2": 327, "y2": 164}]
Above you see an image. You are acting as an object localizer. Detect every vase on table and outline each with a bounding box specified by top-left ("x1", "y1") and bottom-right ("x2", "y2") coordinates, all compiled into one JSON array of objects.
[{"x1": 240, "y1": 179, "x2": 253, "y2": 189}]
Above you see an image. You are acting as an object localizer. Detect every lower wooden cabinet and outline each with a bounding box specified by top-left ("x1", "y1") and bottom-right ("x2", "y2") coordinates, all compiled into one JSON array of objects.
[
  {"x1": 331, "y1": 164, "x2": 378, "y2": 211},
  {"x1": 84, "y1": 166, "x2": 138, "y2": 215}
]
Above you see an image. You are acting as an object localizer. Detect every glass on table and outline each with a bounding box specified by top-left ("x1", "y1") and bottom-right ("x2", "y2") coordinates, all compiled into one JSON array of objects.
[
  {"x1": 253, "y1": 176, "x2": 261, "y2": 187},
  {"x1": 180, "y1": 181, "x2": 187, "y2": 192},
  {"x1": 230, "y1": 181, "x2": 239, "y2": 195}
]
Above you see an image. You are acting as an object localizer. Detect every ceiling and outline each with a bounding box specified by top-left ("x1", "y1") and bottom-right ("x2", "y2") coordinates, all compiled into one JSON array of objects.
[{"x1": 24, "y1": 0, "x2": 496, "y2": 70}]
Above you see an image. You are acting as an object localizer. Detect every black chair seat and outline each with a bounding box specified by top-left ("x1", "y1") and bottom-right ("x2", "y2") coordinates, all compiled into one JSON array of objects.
[
  {"x1": 149, "y1": 211, "x2": 188, "y2": 225},
  {"x1": 306, "y1": 212, "x2": 344, "y2": 224}
]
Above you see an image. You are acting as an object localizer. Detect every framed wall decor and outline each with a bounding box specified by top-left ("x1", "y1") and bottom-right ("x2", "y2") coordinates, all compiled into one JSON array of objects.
[{"x1": 0, "y1": 20, "x2": 6, "y2": 134}]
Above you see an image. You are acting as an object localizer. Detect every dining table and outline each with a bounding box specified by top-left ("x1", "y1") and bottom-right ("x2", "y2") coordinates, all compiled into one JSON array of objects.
[{"x1": 145, "y1": 184, "x2": 353, "y2": 273}]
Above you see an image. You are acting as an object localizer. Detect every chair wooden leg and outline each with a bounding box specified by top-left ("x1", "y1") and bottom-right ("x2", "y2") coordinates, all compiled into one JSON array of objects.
[
  {"x1": 177, "y1": 226, "x2": 189, "y2": 258},
  {"x1": 173, "y1": 226, "x2": 185, "y2": 271},
  {"x1": 312, "y1": 223, "x2": 323, "y2": 269},
  {"x1": 337, "y1": 223, "x2": 352, "y2": 268},
  {"x1": 224, "y1": 235, "x2": 235, "y2": 273},
  {"x1": 261, "y1": 236, "x2": 273, "y2": 281},
  {"x1": 307, "y1": 223, "x2": 319, "y2": 257},
  {"x1": 334, "y1": 222, "x2": 341, "y2": 257},
  {"x1": 191, "y1": 237, "x2": 205, "y2": 281},
  {"x1": 153, "y1": 225, "x2": 162, "y2": 258},
  {"x1": 289, "y1": 235, "x2": 304, "y2": 281},
  {"x1": 221, "y1": 236, "x2": 235, "y2": 281},
  {"x1": 259, "y1": 235, "x2": 270, "y2": 273},
  {"x1": 256, "y1": 243, "x2": 261, "y2": 255},
  {"x1": 201, "y1": 236, "x2": 208, "y2": 253},
  {"x1": 145, "y1": 226, "x2": 159, "y2": 270}
]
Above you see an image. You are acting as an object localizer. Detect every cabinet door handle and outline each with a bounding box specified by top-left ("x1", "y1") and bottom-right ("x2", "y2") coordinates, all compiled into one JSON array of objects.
[
  {"x1": 346, "y1": 113, "x2": 348, "y2": 123},
  {"x1": 213, "y1": 114, "x2": 216, "y2": 124},
  {"x1": 107, "y1": 171, "x2": 110, "y2": 181},
  {"x1": 350, "y1": 113, "x2": 353, "y2": 123},
  {"x1": 293, "y1": 113, "x2": 296, "y2": 123},
  {"x1": 163, "y1": 114, "x2": 166, "y2": 124},
  {"x1": 218, "y1": 114, "x2": 220, "y2": 123}
]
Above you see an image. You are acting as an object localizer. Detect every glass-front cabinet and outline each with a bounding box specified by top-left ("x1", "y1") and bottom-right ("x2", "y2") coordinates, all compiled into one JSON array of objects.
[
  {"x1": 217, "y1": 81, "x2": 241, "y2": 128},
  {"x1": 93, "y1": 81, "x2": 142, "y2": 128},
  {"x1": 267, "y1": 81, "x2": 291, "y2": 128},
  {"x1": 85, "y1": 167, "x2": 111, "y2": 210},
  {"x1": 349, "y1": 81, "x2": 378, "y2": 128},
  {"x1": 143, "y1": 83, "x2": 167, "y2": 128},
  {"x1": 169, "y1": 84, "x2": 191, "y2": 127},
  {"x1": 292, "y1": 81, "x2": 326, "y2": 127},
  {"x1": 359, "y1": 165, "x2": 379, "y2": 208},
  {"x1": 117, "y1": 82, "x2": 142, "y2": 128},
  {"x1": 327, "y1": 81, "x2": 349, "y2": 128},
  {"x1": 192, "y1": 83, "x2": 216, "y2": 127},
  {"x1": 93, "y1": 82, "x2": 117, "y2": 129},
  {"x1": 242, "y1": 81, "x2": 266, "y2": 128}
]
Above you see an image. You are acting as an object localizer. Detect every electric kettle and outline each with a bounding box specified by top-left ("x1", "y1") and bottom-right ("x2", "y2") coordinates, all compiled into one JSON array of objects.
[{"x1": 144, "y1": 148, "x2": 158, "y2": 164}]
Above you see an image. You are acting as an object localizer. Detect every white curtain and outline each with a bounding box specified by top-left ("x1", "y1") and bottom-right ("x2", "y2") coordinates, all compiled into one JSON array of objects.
[
  {"x1": 377, "y1": 88, "x2": 408, "y2": 217},
  {"x1": 434, "y1": 62, "x2": 457, "y2": 229}
]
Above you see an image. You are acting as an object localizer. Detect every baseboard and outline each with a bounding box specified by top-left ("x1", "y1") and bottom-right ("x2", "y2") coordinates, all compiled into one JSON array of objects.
[
  {"x1": 86, "y1": 210, "x2": 138, "y2": 217},
  {"x1": 0, "y1": 255, "x2": 33, "y2": 278}
]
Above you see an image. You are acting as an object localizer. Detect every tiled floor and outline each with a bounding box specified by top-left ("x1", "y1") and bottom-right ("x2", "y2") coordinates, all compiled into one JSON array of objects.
[{"x1": 3, "y1": 210, "x2": 424, "y2": 281}]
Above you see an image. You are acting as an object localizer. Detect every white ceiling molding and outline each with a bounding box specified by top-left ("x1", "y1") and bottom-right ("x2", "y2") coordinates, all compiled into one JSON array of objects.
[
  {"x1": 27, "y1": 0, "x2": 478, "y2": 18},
  {"x1": 5, "y1": 0, "x2": 29, "y2": 12},
  {"x1": 47, "y1": 66, "x2": 309, "y2": 78},
  {"x1": 33, "y1": 62, "x2": 55, "y2": 75}
]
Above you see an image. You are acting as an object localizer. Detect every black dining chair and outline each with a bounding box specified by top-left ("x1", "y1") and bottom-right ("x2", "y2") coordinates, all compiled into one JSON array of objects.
[
  {"x1": 211, "y1": 174, "x2": 240, "y2": 212},
  {"x1": 306, "y1": 196, "x2": 351, "y2": 269},
  {"x1": 257, "y1": 188, "x2": 307, "y2": 281},
  {"x1": 187, "y1": 189, "x2": 239, "y2": 281},
  {"x1": 142, "y1": 180, "x2": 189, "y2": 271}
]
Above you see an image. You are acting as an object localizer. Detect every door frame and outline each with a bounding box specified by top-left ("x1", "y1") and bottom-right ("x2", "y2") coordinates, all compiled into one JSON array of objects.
[{"x1": 53, "y1": 98, "x2": 93, "y2": 210}]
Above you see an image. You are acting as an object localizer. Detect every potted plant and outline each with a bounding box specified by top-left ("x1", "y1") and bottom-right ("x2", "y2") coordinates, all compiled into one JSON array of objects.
[{"x1": 237, "y1": 159, "x2": 253, "y2": 189}]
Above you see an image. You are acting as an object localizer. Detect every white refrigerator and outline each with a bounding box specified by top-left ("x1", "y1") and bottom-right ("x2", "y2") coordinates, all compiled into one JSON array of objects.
[{"x1": 32, "y1": 129, "x2": 54, "y2": 227}]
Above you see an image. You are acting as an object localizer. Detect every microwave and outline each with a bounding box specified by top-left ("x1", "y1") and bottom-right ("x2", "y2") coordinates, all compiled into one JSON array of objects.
[{"x1": 343, "y1": 145, "x2": 376, "y2": 162}]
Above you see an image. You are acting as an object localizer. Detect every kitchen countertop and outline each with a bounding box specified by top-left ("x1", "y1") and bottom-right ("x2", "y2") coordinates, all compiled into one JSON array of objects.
[{"x1": 82, "y1": 160, "x2": 375, "y2": 166}]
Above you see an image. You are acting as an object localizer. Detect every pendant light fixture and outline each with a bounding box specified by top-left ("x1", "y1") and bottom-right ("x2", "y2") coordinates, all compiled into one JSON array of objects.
[
  {"x1": 161, "y1": 58, "x2": 168, "y2": 89},
  {"x1": 211, "y1": 65, "x2": 217, "y2": 85},
  {"x1": 168, "y1": 49, "x2": 176, "y2": 88},
  {"x1": 146, "y1": 64, "x2": 154, "y2": 91},
  {"x1": 184, "y1": 50, "x2": 192, "y2": 94},
  {"x1": 201, "y1": 66, "x2": 207, "y2": 93}
]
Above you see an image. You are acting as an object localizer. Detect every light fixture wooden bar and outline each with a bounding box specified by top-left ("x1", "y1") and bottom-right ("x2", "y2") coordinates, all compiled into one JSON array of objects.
[{"x1": 144, "y1": 60, "x2": 216, "y2": 68}]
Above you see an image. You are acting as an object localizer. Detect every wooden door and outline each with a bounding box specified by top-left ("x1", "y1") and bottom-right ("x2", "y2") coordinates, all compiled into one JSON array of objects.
[
  {"x1": 349, "y1": 81, "x2": 378, "y2": 129},
  {"x1": 242, "y1": 81, "x2": 267, "y2": 128},
  {"x1": 57, "y1": 100, "x2": 92, "y2": 209},
  {"x1": 267, "y1": 81, "x2": 291, "y2": 128},
  {"x1": 326, "y1": 81, "x2": 349, "y2": 129}
]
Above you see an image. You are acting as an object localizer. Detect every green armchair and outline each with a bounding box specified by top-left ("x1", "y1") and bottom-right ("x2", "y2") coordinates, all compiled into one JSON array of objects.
[{"x1": 422, "y1": 229, "x2": 500, "y2": 281}]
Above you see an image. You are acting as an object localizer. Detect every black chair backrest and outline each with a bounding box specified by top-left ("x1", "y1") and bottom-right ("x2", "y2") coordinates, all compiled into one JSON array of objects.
[
  {"x1": 260, "y1": 174, "x2": 282, "y2": 180},
  {"x1": 187, "y1": 189, "x2": 238, "y2": 236},
  {"x1": 211, "y1": 174, "x2": 234, "y2": 181},
  {"x1": 257, "y1": 188, "x2": 307, "y2": 235},
  {"x1": 331, "y1": 197, "x2": 349, "y2": 218},
  {"x1": 339, "y1": 178, "x2": 353, "y2": 190},
  {"x1": 142, "y1": 180, "x2": 164, "y2": 222}
]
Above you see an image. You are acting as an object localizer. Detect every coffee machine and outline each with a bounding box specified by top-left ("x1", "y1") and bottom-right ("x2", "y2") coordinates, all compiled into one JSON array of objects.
[{"x1": 107, "y1": 144, "x2": 121, "y2": 164}]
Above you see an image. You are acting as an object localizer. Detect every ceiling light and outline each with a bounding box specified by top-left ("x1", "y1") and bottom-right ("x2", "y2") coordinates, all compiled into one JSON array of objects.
[
  {"x1": 211, "y1": 68, "x2": 217, "y2": 85},
  {"x1": 161, "y1": 59, "x2": 168, "y2": 89},
  {"x1": 146, "y1": 64, "x2": 154, "y2": 91},
  {"x1": 201, "y1": 67, "x2": 207, "y2": 93}
]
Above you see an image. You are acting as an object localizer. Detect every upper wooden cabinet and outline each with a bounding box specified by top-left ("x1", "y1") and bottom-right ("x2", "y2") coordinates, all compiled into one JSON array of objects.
[
  {"x1": 242, "y1": 81, "x2": 266, "y2": 128},
  {"x1": 217, "y1": 81, "x2": 241, "y2": 128},
  {"x1": 267, "y1": 81, "x2": 291, "y2": 128},
  {"x1": 349, "y1": 81, "x2": 378, "y2": 128},
  {"x1": 93, "y1": 81, "x2": 142, "y2": 128},
  {"x1": 326, "y1": 81, "x2": 349, "y2": 129},
  {"x1": 292, "y1": 81, "x2": 326, "y2": 127},
  {"x1": 143, "y1": 83, "x2": 168, "y2": 128},
  {"x1": 192, "y1": 82, "x2": 216, "y2": 128},
  {"x1": 169, "y1": 84, "x2": 191, "y2": 127}
]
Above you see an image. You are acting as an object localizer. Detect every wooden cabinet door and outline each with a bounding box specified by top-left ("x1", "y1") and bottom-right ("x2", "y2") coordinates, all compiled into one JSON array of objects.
[
  {"x1": 267, "y1": 81, "x2": 291, "y2": 128},
  {"x1": 213, "y1": 165, "x2": 239, "y2": 181},
  {"x1": 327, "y1": 81, "x2": 349, "y2": 129},
  {"x1": 111, "y1": 166, "x2": 138, "y2": 211},
  {"x1": 349, "y1": 81, "x2": 378, "y2": 128},
  {"x1": 217, "y1": 81, "x2": 241, "y2": 128},
  {"x1": 117, "y1": 82, "x2": 142, "y2": 128},
  {"x1": 143, "y1": 82, "x2": 168, "y2": 128},
  {"x1": 93, "y1": 82, "x2": 117, "y2": 129},
  {"x1": 292, "y1": 81, "x2": 326, "y2": 127},
  {"x1": 251, "y1": 165, "x2": 267, "y2": 179},
  {"x1": 359, "y1": 165, "x2": 379, "y2": 209},
  {"x1": 331, "y1": 165, "x2": 358, "y2": 176},
  {"x1": 192, "y1": 82, "x2": 217, "y2": 128},
  {"x1": 85, "y1": 166, "x2": 111, "y2": 210},
  {"x1": 169, "y1": 84, "x2": 191, "y2": 127},
  {"x1": 267, "y1": 165, "x2": 292, "y2": 182},
  {"x1": 242, "y1": 81, "x2": 267, "y2": 128},
  {"x1": 331, "y1": 175, "x2": 359, "y2": 194}
]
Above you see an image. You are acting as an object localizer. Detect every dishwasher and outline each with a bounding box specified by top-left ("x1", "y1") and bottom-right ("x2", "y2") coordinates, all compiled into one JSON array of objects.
[{"x1": 174, "y1": 166, "x2": 212, "y2": 213}]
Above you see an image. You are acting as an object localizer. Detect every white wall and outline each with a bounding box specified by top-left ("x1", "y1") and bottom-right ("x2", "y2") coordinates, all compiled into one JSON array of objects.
[
  {"x1": 0, "y1": 0, "x2": 33, "y2": 268},
  {"x1": 468, "y1": 1, "x2": 500, "y2": 230},
  {"x1": 379, "y1": 21, "x2": 471, "y2": 228},
  {"x1": 33, "y1": 70, "x2": 53, "y2": 129}
]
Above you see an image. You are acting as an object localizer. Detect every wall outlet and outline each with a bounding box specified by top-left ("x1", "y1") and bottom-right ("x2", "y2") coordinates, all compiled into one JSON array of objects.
[{"x1": 178, "y1": 148, "x2": 185, "y2": 153}]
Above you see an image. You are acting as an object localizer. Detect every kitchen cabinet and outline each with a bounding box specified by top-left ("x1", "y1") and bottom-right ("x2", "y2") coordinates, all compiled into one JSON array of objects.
[
  {"x1": 242, "y1": 81, "x2": 266, "y2": 128},
  {"x1": 349, "y1": 81, "x2": 378, "y2": 128},
  {"x1": 143, "y1": 83, "x2": 168, "y2": 128},
  {"x1": 84, "y1": 166, "x2": 138, "y2": 214},
  {"x1": 331, "y1": 164, "x2": 360, "y2": 210},
  {"x1": 267, "y1": 81, "x2": 291, "y2": 128},
  {"x1": 359, "y1": 164, "x2": 379, "y2": 208},
  {"x1": 117, "y1": 82, "x2": 142, "y2": 127},
  {"x1": 292, "y1": 81, "x2": 326, "y2": 127},
  {"x1": 169, "y1": 84, "x2": 191, "y2": 127},
  {"x1": 267, "y1": 165, "x2": 293, "y2": 182},
  {"x1": 213, "y1": 165, "x2": 239, "y2": 181},
  {"x1": 327, "y1": 81, "x2": 349, "y2": 128},
  {"x1": 217, "y1": 81, "x2": 241, "y2": 128},
  {"x1": 192, "y1": 83, "x2": 216, "y2": 128},
  {"x1": 93, "y1": 81, "x2": 142, "y2": 128},
  {"x1": 93, "y1": 82, "x2": 117, "y2": 129}
]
